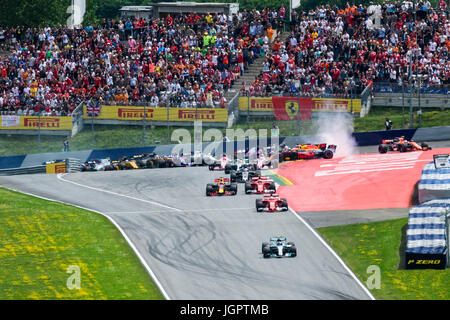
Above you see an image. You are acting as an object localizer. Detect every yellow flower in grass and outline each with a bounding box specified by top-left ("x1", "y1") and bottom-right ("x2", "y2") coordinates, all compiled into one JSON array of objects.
[{"x1": 27, "y1": 291, "x2": 40, "y2": 300}]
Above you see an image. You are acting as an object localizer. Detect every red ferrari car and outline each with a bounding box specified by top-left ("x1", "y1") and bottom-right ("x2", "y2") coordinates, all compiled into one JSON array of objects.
[
  {"x1": 378, "y1": 137, "x2": 432, "y2": 153},
  {"x1": 256, "y1": 194, "x2": 289, "y2": 212},
  {"x1": 245, "y1": 176, "x2": 276, "y2": 194}
]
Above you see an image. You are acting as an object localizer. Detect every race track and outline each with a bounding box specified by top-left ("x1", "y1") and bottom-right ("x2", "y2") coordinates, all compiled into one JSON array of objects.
[{"x1": 0, "y1": 167, "x2": 373, "y2": 300}]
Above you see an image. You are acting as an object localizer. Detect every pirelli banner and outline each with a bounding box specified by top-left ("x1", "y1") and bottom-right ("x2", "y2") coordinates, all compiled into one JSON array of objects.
[
  {"x1": 239, "y1": 97, "x2": 361, "y2": 117},
  {"x1": 83, "y1": 105, "x2": 228, "y2": 123},
  {"x1": 0, "y1": 116, "x2": 72, "y2": 131},
  {"x1": 46, "y1": 162, "x2": 67, "y2": 174},
  {"x1": 405, "y1": 253, "x2": 447, "y2": 270}
]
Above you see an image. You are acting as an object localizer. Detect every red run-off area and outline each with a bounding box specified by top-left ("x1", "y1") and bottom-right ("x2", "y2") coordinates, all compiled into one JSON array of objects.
[{"x1": 276, "y1": 148, "x2": 450, "y2": 212}]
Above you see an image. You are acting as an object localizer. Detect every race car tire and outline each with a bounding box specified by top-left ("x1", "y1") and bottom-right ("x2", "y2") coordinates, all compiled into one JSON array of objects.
[
  {"x1": 398, "y1": 143, "x2": 407, "y2": 152},
  {"x1": 224, "y1": 164, "x2": 232, "y2": 174},
  {"x1": 206, "y1": 184, "x2": 214, "y2": 196},
  {"x1": 230, "y1": 172, "x2": 237, "y2": 182},
  {"x1": 261, "y1": 242, "x2": 269, "y2": 253},
  {"x1": 323, "y1": 149, "x2": 334, "y2": 159},
  {"x1": 245, "y1": 182, "x2": 253, "y2": 194},
  {"x1": 146, "y1": 160, "x2": 155, "y2": 168},
  {"x1": 262, "y1": 245, "x2": 271, "y2": 258},
  {"x1": 208, "y1": 165, "x2": 215, "y2": 171},
  {"x1": 230, "y1": 183, "x2": 238, "y2": 195},
  {"x1": 268, "y1": 182, "x2": 276, "y2": 193},
  {"x1": 290, "y1": 246, "x2": 297, "y2": 257},
  {"x1": 281, "y1": 199, "x2": 288, "y2": 211},
  {"x1": 421, "y1": 142, "x2": 431, "y2": 150},
  {"x1": 378, "y1": 144, "x2": 388, "y2": 154},
  {"x1": 256, "y1": 199, "x2": 264, "y2": 212},
  {"x1": 158, "y1": 159, "x2": 166, "y2": 168}
]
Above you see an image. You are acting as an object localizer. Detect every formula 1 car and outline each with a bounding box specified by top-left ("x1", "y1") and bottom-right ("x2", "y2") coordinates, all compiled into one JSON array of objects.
[
  {"x1": 262, "y1": 236, "x2": 297, "y2": 258},
  {"x1": 378, "y1": 137, "x2": 432, "y2": 153},
  {"x1": 230, "y1": 165, "x2": 261, "y2": 183},
  {"x1": 280, "y1": 143, "x2": 336, "y2": 161},
  {"x1": 245, "y1": 176, "x2": 276, "y2": 194},
  {"x1": 206, "y1": 177, "x2": 238, "y2": 196},
  {"x1": 130, "y1": 153, "x2": 160, "y2": 168},
  {"x1": 256, "y1": 194, "x2": 288, "y2": 212},
  {"x1": 208, "y1": 154, "x2": 233, "y2": 172},
  {"x1": 104, "y1": 157, "x2": 139, "y2": 170},
  {"x1": 81, "y1": 159, "x2": 111, "y2": 171}
]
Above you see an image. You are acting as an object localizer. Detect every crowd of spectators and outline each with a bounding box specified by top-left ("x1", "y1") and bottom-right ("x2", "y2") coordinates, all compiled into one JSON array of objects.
[
  {"x1": 0, "y1": 8, "x2": 284, "y2": 116},
  {"x1": 244, "y1": 0, "x2": 449, "y2": 97},
  {"x1": 0, "y1": 1, "x2": 448, "y2": 116}
]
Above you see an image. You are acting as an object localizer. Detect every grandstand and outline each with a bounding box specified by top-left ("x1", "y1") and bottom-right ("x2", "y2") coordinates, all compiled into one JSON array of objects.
[{"x1": 0, "y1": 1, "x2": 448, "y2": 123}]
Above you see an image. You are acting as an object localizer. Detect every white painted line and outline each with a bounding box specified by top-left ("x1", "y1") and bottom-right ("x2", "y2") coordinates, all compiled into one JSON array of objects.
[
  {"x1": 288, "y1": 207, "x2": 376, "y2": 300},
  {"x1": 0, "y1": 185, "x2": 171, "y2": 301},
  {"x1": 57, "y1": 173, "x2": 182, "y2": 212},
  {"x1": 275, "y1": 182, "x2": 376, "y2": 300}
]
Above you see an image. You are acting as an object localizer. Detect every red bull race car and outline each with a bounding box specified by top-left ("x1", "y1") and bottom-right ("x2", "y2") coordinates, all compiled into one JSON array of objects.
[
  {"x1": 206, "y1": 177, "x2": 238, "y2": 196},
  {"x1": 378, "y1": 137, "x2": 432, "y2": 153},
  {"x1": 245, "y1": 176, "x2": 276, "y2": 194},
  {"x1": 256, "y1": 194, "x2": 289, "y2": 212},
  {"x1": 280, "y1": 143, "x2": 336, "y2": 162}
]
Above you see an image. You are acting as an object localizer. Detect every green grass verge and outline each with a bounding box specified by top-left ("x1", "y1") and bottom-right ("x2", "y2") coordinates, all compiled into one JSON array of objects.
[
  {"x1": 1, "y1": 107, "x2": 450, "y2": 157},
  {"x1": 0, "y1": 188, "x2": 164, "y2": 300},
  {"x1": 317, "y1": 218, "x2": 450, "y2": 300},
  {"x1": 354, "y1": 107, "x2": 450, "y2": 132}
]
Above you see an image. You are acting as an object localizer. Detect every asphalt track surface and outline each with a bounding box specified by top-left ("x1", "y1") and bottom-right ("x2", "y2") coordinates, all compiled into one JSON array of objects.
[
  {"x1": 0, "y1": 167, "x2": 373, "y2": 300},
  {"x1": 3, "y1": 141, "x2": 450, "y2": 300}
]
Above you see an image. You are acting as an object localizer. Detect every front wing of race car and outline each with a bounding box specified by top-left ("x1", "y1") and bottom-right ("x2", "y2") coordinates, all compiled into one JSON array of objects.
[{"x1": 262, "y1": 245, "x2": 296, "y2": 258}]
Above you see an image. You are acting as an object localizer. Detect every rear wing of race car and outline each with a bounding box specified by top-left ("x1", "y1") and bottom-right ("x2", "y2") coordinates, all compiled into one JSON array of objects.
[
  {"x1": 270, "y1": 237, "x2": 287, "y2": 242},
  {"x1": 327, "y1": 144, "x2": 337, "y2": 151},
  {"x1": 252, "y1": 176, "x2": 272, "y2": 181},
  {"x1": 215, "y1": 178, "x2": 230, "y2": 182},
  {"x1": 316, "y1": 143, "x2": 327, "y2": 150}
]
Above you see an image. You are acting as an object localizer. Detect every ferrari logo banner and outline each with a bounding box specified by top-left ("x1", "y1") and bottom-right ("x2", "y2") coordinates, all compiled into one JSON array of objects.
[
  {"x1": 272, "y1": 97, "x2": 312, "y2": 120},
  {"x1": 0, "y1": 116, "x2": 72, "y2": 130},
  {"x1": 83, "y1": 106, "x2": 228, "y2": 123},
  {"x1": 239, "y1": 97, "x2": 361, "y2": 115}
]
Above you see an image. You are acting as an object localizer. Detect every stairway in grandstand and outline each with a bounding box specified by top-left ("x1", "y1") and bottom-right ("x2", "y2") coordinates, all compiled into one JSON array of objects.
[{"x1": 224, "y1": 29, "x2": 289, "y2": 106}]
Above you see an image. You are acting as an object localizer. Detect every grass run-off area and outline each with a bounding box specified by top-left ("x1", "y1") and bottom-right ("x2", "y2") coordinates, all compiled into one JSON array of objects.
[
  {"x1": 0, "y1": 188, "x2": 164, "y2": 300},
  {"x1": 0, "y1": 107, "x2": 449, "y2": 157},
  {"x1": 318, "y1": 218, "x2": 449, "y2": 300}
]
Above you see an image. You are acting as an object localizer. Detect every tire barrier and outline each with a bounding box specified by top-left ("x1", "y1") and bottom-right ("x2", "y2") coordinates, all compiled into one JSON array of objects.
[
  {"x1": 66, "y1": 158, "x2": 82, "y2": 173},
  {"x1": 405, "y1": 200, "x2": 449, "y2": 270},
  {"x1": 418, "y1": 162, "x2": 450, "y2": 204}
]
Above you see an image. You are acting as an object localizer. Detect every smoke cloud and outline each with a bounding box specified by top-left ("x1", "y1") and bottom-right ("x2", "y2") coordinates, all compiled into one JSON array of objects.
[{"x1": 314, "y1": 112, "x2": 358, "y2": 157}]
